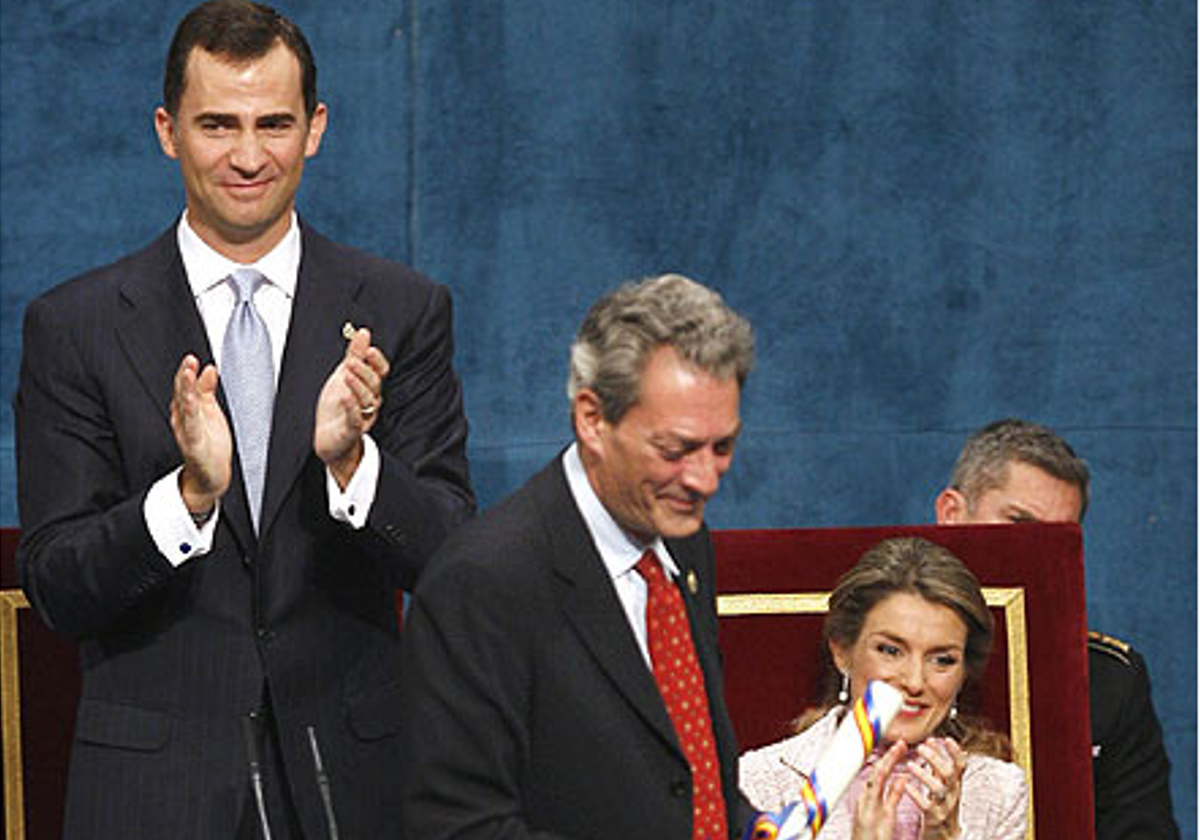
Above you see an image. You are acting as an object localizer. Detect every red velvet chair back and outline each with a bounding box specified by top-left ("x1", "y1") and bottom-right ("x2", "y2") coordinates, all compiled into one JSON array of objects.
[
  {"x1": 2, "y1": 528, "x2": 78, "y2": 840},
  {"x1": 714, "y1": 523, "x2": 1095, "y2": 840}
]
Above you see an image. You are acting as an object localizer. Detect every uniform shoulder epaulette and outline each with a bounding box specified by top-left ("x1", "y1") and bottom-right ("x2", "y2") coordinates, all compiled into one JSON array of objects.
[{"x1": 1088, "y1": 629, "x2": 1132, "y2": 665}]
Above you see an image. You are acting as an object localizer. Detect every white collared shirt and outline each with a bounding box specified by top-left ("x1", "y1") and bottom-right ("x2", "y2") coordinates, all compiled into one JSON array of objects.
[
  {"x1": 178, "y1": 210, "x2": 299, "y2": 382},
  {"x1": 144, "y1": 212, "x2": 379, "y2": 566},
  {"x1": 562, "y1": 443, "x2": 680, "y2": 668}
]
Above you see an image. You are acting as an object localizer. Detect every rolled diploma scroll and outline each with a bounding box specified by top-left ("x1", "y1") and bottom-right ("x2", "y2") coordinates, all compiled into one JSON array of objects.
[{"x1": 746, "y1": 680, "x2": 904, "y2": 840}]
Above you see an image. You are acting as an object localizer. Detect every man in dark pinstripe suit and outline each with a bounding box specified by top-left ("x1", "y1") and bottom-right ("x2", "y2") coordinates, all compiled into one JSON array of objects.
[{"x1": 14, "y1": 2, "x2": 473, "y2": 836}]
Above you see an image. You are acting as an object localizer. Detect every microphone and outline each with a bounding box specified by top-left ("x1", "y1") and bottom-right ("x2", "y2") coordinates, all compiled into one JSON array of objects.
[
  {"x1": 243, "y1": 713, "x2": 274, "y2": 840},
  {"x1": 307, "y1": 725, "x2": 342, "y2": 840}
]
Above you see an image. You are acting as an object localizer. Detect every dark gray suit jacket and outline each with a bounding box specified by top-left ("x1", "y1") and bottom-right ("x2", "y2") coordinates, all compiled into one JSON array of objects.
[
  {"x1": 398, "y1": 455, "x2": 751, "y2": 840},
  {"x1": 15, "y1": 223, "x2": 474, "y2": 839}
]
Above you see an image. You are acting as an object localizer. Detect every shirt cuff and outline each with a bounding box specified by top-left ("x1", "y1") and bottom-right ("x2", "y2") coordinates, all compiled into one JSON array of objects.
[
  {"x1": 327, "y1": 434, "x2": 380, "y2": 529},
  {"x1": 144, "y1": 467, "x2": 219, "y2": 567}
]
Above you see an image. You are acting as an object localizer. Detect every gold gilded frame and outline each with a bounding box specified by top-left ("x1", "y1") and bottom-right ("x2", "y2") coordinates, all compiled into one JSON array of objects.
[
  {"x1": 1, "y1": 589, "x2": 29, "y2": 840},
  {"x1": 717, "y1": 587, "x2": 1034, "y2": 840}
]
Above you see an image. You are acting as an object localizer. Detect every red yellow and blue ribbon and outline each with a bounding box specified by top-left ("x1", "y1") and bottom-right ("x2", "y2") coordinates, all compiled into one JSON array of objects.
[
  {"x1": 745, "y1": 802, "x2": 799, "y2": 840},
  {"x1": 853, "y1": 680, "x2": 885, "y2": 754},
  {"x1": 742, "y1": 681, "x2": 890, "y2": 840},
  {"x1": 797, "y1": 774, "x2": 828, "y2": 834}
]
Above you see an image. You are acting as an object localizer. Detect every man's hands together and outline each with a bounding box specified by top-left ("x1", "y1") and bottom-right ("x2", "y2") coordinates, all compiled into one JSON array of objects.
[{"x1": 170, "y1": 326, "x2": 389, "y2": 512}]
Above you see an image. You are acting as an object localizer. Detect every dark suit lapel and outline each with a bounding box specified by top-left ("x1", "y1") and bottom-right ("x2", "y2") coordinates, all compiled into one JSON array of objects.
[
  {"x1": 536, "y1": 464, "x2": 683, "y2": 754},
  {"x1": 114, "y1": 230, "x2": 257, "y2": 549},
  {"x1": 115, "y1": 234, "x2": 208, "y2": 428},
  {"x1": 258, "y1": 227, "x2": 370, "y2": 536}
]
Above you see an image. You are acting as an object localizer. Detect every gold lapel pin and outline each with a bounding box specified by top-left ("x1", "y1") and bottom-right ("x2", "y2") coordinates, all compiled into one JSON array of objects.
[
  {"x1": 686, "y1": 570, "x2": 699, "y2": 595},
  {"x1": 342, "y1": 321, "x2": 356, "y2": 340}
]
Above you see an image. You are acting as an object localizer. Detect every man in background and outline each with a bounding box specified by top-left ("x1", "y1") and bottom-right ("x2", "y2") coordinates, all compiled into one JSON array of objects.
[
  {"x1": 14, "y1": 2, "x2": 473, "y2": 837},
  {"x1": 935, "y1": 418, "x2": 1179, "y2": 840},
  {"x1": 399, "y1": 274, "x2": 755, "y2": 839}
]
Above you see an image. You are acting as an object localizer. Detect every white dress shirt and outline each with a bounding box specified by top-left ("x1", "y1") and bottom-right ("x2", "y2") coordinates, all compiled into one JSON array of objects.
[
  {"x1": 144, "y1": 212, "x2": 380, "y2": 565},
  {"x1": 561, "y1": 443, "x2": 681, "y2": 668}
]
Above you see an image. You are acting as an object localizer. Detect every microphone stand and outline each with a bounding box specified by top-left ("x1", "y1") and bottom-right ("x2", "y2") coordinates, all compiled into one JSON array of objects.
[
  {"x1": 307, "y1": 725, "x2": 341, "y2": 840},
  {"x1": 243, "y1": 713, "x2": 274, "y2": 840}
]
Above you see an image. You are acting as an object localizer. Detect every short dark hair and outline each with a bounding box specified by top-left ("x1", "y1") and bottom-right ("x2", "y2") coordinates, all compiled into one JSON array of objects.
[
  {"x1": 949, "y1": 418, "x2": 1090, "y2": 520},
  {"x1": 163, "y1": 0, "x2": 318, "y2": 118}
]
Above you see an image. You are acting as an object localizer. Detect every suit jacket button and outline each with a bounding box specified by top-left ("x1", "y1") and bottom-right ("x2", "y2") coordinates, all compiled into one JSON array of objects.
[
  {"x1": 384, "y1": 525, "x2": 409, "y2": 548},
  {"x1": 670, "y1": 779, "x2": 690, "y2": 798},
  {"x1": 256, "y1": 628, "x2": 274, "y2": 643}
]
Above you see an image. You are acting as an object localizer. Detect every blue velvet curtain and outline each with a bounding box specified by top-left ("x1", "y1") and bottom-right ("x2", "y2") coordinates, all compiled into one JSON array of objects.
[{"x1": 1, "y1": 0, "x2": 1194, "y2": 832}]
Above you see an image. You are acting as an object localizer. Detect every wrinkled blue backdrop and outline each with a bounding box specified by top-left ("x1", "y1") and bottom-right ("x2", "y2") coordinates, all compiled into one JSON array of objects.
[{"x1": 1, "y1": 0, "x2": 1194, "y2": 833}]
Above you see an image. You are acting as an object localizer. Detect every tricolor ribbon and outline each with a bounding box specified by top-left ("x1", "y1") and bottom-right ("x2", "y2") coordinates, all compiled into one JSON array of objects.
[
  {"x1": 797, "y1": 774, "x2": 827, "y2": 834},
  {"x1": 853, "y1": 681, "x2": 885, "y2": 754},
  {"x1": 745, "y1": 802, "x2": 799, "y2": 840},
  {"x1": 741, "y1": 680, "x2": 903, "y2": 840}
]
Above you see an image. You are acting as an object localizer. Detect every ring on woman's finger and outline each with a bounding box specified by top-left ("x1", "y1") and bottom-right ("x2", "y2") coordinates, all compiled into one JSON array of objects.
[{"x1": 360, "y1": 403, "x2": 378, "y2": 418}]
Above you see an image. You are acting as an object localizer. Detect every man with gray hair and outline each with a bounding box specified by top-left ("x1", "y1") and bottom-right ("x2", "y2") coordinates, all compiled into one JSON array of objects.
[
  {"x1": 936, "y1": 418, "x2": 1179, "y2": 840},
  {"x1": 399, "y1": 274, "x2": 755, "y2": 839}
]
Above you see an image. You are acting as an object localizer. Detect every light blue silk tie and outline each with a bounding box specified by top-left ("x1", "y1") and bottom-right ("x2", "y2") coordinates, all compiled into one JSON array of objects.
[{"x1": 222, "y1": 269, "x2": 275, "y2": 531}]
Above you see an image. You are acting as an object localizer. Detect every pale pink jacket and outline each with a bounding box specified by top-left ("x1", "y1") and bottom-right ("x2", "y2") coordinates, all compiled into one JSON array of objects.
[{"x1": 739, "y1": 709, "x2": 1028, "y2": 840}]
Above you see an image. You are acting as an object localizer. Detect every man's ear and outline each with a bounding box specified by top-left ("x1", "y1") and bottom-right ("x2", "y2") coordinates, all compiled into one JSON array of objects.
[
  {"x1": 572, "y1": 389, "x2": 607, "y2": 453},
  {"x1": 304, "y1": 102, "x2": 328, "y2": 158},
  {"x1": 935, "y1": 487, "x2": 969, "y2": 524},
  {"x1": 154, "y1": 107, "x2": 179, "y2": 159}
]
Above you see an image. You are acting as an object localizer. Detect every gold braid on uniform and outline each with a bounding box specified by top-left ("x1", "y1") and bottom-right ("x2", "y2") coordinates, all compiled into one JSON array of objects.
[{"x1": 1088, "y1": 629, "x2": 1132, "y2": 666}]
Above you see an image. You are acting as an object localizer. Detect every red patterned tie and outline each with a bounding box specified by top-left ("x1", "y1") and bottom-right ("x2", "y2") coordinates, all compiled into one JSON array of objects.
[{"x1": 636, "y1": 550, "x2": 728, "y2": 840}]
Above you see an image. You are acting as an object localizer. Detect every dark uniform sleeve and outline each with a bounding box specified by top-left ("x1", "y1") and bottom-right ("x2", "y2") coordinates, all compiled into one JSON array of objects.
[{"x1": 1088, "y1": 631, "x2": 1181, "y2": 840}]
